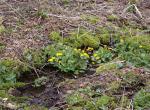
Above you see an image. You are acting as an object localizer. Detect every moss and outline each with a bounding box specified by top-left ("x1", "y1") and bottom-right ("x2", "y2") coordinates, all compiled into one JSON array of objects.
[
  {"x1": 66, "y1": 92, "x2": 86, "y2": 106},
  {"x1": 96, "y1": 95, "x2": 113, "y2": 107},
  {"x1": 11, "y1": 96, "x2": 28, "y2": 103},
  {"x1": 117, "y1": 72, "x2": 144, "y2": 88},
  {"x1": 0, "y1": 43, "x2": 5, "y2": 53},
  {"x1": 66, "y1": 106, "x2": 83, "y2": 110},
  {"x1": 62, "y1": 0, "x2": 70, "y2": 5},
  {"x1": 0, "y1": 82, "x2": 25, "y2": 90},
  {"x1": 65, "y1": 85, "x2": 118, "y2": 109},
  {"x1": 24, "y1": 105, "x2": 48, "y2": 110},
  {"x1": 81, "y1": 14, "x2": 100, "y2": 24},
  {"x1": 49, "y1": 31, "x2": 62, "y2": 43},
  {"x1": 65, "y1": 29, "x2": 100, "y2": 48},
  {"x1": 107, "y1": 81, "x2": 121, "y2": 93},
  {"x1": 23, "y1": 49, "x2": 46, "y2": 67},
  {"x1": 128, "y1": 0, "x2": 139, "y2": 4},
  {"x1": 36, "y1": 10, "x2": 48, "y2": 19},
  {"x1": 96, "y1": 62, "x2": 119, "y2": 74},
  {"x1": 107, "y1": 14, "x2": 119, "y2": 21},
  {"x1": 97, "y1": 26, "x2": 121, "y2": 45},
  {"x1": 84, "y1": 101, "x2": 97, "y2": 110},
  {"x1": 49, "y1": 29, "x2": 100, "y2": 48},
  {"x1": 0, "y1": 25, "x2": 5, "y2": 34},
  {"x1": 0, "y1": 90, "x2": 9, "y2": 98},
  {"x1": 134, "y1": 89, "x2": 150, "y2": 109}
]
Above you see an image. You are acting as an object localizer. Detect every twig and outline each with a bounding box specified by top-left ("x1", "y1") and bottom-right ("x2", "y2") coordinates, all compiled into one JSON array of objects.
[
  {"x1": 133, "y1": 4, "x2": 142, "y2": 19},
  {"x1": 48, "y1": 13, "x2": 81, "y2": 20}
]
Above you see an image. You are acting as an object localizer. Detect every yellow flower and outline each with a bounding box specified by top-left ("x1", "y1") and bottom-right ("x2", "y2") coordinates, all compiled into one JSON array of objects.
[
  {"x1": 87, "y1": 47, "x2": 94, "y2": 51},
  {"x1": 95, "y1": 57, "x2": 100, "y2": 60},
  {"x1": 82, "y1": 50, "x2": 85, "y2": 53},
  {"x1": 139, "y1": 45, "x2": 143, "y2": 48},
  {"x1": 56, "y1": 52, "x2": 63, "y2": 56},
  {"x1": 58, "y1": 61, "x2": 62, "y2": 64},
  {"x1": 74, "y1": 48, "x2": 78, "y2": 51},
  {"x1": 80, "y1": 53, "x2": 84, "y2": 57},
  {"x1": 80, "y1": 53, "x2": 89, "y2": 58},
  {"x1": 120, "y1": 39, "x2": 124, "y2": 43},
  {"x1": 93, "y1": 53, "x2": 98, "y2": 57},
  {"x1": 92, "y1": 62, "x2": 95, "y2": 64},
  {"x1": 48, "y1": 57, "x2": 56, "y2": 62},
  {"x1": 83, "y1": 53, "x2": 89, "y2": 58}
]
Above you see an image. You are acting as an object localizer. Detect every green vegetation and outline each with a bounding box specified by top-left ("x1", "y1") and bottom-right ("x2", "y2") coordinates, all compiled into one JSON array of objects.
[
  {"x1": 23, "y1": 48, "x2": 46, "y2": 68},
  {"x1": 49, "y1": 29, "x2": 100, "y2": 48},
  {"x1": 36, "y1": 10, "x2": 48, "y2": 19},
  {"x1": 45, "y1": 43, "x2": 89, "y2": 73},
  {"x1": 0, "y1": 59, "x2": 22, "y2": 84},
  {"x1": 0, "y1": 17, "x2": 5, "y2": 34},
  {"x1": 134, "y1": 89, "x2": 150, "y2": 109},
  {"x1": 66, "y1": 87, "x2": 114, "y2": 110},
  {"x1": 0, "y1": 25, "x2": 5, "y2": 34},
  {"x1": 24, "y1": 105, "x2": 48, "y2": 110},
  {"x1": 116, "y1": 35, "x2": 150, "y2": 68},
  {"x1": 91, "y1": 47, "x2": 114, "y2": 64},
  {"x1": 107, "y1": 14, "x2": 119, "y2": 21},
  {"x1": 0, "y1": 43, "x2": 5, "y2": 53},
  {"x1": 81, "y1": 14, "x2": 100, "y2": 24},
  {"x1": 96, "y1": 62, "x2": 121, "y2": 73}
]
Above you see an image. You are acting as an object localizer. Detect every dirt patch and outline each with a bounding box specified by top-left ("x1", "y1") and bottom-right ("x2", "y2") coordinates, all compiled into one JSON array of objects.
[
  {"x1": 1, "y1": 0, "x2": 150, "y2": 60},
  {"x1": 13, "y1": 67, "x2": 65, "y2": 108}
]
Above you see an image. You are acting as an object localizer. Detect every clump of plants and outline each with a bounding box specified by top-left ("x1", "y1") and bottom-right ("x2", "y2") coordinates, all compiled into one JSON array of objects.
[
  {"x1": 118, "y1": 72, "x2": 144, "y2": 88},
  {"x1": 96, "y1": 61, "x2": 123, "y2": 74},
  {"x1": 107, "y1": 14, "x2": 119, "y2": 21},
  {"x1": 49, "y1": 29, "x2": 100, "y2": 48},
  {"x1": 36, "y1": 10, "x2": 48, "y2": 19},
  {"x1": 81, "y1": 14, "x2": 100, "y2": 24},
  {"x1": 116, "y1": 35, "x2": 150, "y2": 68},
  {"x1": 0, "y1": 59, "x2": 22, "y2": 84},
  {"x1": 23, "y1": 49, "x2": 46, "y2": 68},
  {"x1": 0, "y1": 59, "x2": 28, "y2": 103},
  {"x1": 45, "y1": 41, "x2": 115, "y2": 74},
  {"x1": 133, "y1": 89, "x2": 150, "y2": 109},
  {"x1": 91, "y1": 47, "x2": 114, "y2": 64},
  {"x1": 23, "y1": 104, "x2": 48, "y2": 110},
  {"x1": 66, "y1": 86, "x2": 115, "y2": 110},
  {"x1": 0, "y1": 43, "x2": 5, "y2": 53},
  {"x1": 45, "y1": 43, "x2": 90, "y2": 74}
]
